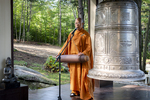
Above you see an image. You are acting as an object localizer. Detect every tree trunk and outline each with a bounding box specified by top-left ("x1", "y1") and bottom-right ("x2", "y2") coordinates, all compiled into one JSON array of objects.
[
  {"x1": 35, "y1": 26, "x2": 37, "y2": 42},
  {"x1": 49, "y1": 31, "x2": 51, "y2": 44},
  {"x1": 72, "y1": 6, "x2": 76, "y2": 19},
  {"x1": 15, "y1": 8, "x2": 17, "y2": 40},
  {"x1": 26, "y1": 0, "x2": 29, "y2": 41},
  {"x1": 22, "y1": 1, "x2": 26, "y2": 43},
  {"x1": 78, "y1": 0, "x2": 84, "y2": 28},
  {"x1": 27, "y1": 2, "x2": 32, "y2": 33},
  {"x1": 19, "y1": 2, "x2": 24, "y2": 41},
  {"x1": 59, "y1": 0, "x2": 61, "y2": 45},
  {"x1": 53, "y1": 28, "x2": 55, "y2": 45},
  {"x1": 142, "y1": 11, "x2": 150, "y2": 73},
  {"x1": 63, "y1": 29, "x2": 66, "y2": 43},
  {"x1": 44, "y1": 9, "x2": 48, "y2": 43},
  {"x1": 45, "y1": 22, "x2": 47, "y2": 43},
  {"x1": 39, "y1": 23, "x2": 42, "y2": 42}
]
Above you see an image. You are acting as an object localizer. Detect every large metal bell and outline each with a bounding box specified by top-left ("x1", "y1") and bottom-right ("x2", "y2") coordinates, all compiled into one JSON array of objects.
[{"x1": 87, "y1": 0, "x2": 145, "y2": 81}]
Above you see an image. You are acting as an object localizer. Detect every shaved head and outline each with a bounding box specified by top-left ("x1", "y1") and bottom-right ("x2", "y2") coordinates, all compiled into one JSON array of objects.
[
  {"x1": 75, "y1": 18, "x2": 82, "y2": 30},
  {"x1": 76, "y1": 18, "x2": 82, "y2": 23}
]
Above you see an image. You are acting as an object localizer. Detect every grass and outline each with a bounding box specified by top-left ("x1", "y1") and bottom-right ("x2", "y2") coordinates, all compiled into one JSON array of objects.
[
  {"x1": 28, "y1": 66, "x2": 70, "y2": 85},
  {"x1": 14, "y1": 60, "x2": 28, "y2": 66},
  {"x1": 32, "y1": 63, "x2": 43, "y2": 67},
  {"x1": 14, "y1": 60, "x2": 70, "y2": 85}
]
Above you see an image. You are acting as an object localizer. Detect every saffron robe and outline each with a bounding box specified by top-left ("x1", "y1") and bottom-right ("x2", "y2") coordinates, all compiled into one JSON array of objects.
[{"x1": 59, "y1": 28, "x2": 94, "y2": 100}]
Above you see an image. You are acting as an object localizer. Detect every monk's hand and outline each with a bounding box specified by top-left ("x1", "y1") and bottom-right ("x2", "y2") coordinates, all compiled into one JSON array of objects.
[
  {"x1": 56, "y1": 54, "x2": 59, "y2": 58},
  {"x1": 78, "y1": 52, "x2": 84, "y2": 56}
]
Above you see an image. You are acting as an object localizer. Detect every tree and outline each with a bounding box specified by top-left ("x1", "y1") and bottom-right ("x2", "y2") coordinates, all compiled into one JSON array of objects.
[
  {"x1": 78, "y1": 0, "x2": 84, "y2": 28},
  {"x1": 14, "y1": 6, "x2": 18, "y2": 40},
  {"x1": 19, "y1": 1, "x2": 24, "y2": 41},
  {"x1": 22, "y1": 0, "x2": 26, "y2": 42},
  {"x1": 142, "y1": 10, "x2": 150, "y2": 73},
  {"x1": 71, "y1": 0, "x2": 87, "y2": 29},
  {"x1": 141, "y1": 0, "x2": 150, "y2": 73},
  {"x1": 59, "y1": 0, "x2": 62, "y2": 45},
  {"x1": 27, "y1": 1, "x2": 32, "y2": 34}
]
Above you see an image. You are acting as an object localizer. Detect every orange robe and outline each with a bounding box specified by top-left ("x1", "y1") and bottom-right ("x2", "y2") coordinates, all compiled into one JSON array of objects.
[{"x1": 59, "y1": 28, "x2": 94, "y2": 100}]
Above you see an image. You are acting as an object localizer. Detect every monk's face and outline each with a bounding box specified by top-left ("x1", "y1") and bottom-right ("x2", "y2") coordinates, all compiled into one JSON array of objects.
[{"x1": 75, "y1": 19, "x2": 82, "y2": 30}]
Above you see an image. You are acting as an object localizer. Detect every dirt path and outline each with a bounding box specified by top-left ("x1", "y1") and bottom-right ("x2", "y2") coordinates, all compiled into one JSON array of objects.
[
  {"x1": 14, "y1": 43, "x2": 61, "y2": 58},
  {"x1": 13, "y1": 43, "x2": 68, "y2": 67}
]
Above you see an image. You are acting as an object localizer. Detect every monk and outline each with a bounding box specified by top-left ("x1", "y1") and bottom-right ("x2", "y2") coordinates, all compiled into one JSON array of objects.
[{"x1": 57, "y1": 18, "x2": 94, "y2": 100}]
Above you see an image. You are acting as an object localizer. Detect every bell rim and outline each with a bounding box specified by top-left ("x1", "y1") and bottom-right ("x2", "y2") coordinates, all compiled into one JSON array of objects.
[
  {"x1": 87, "y1": 69, "x2": 145, "y2": 81},
  {"x1": 87, "y1": 75, "x2": 145, "y2": 82}
]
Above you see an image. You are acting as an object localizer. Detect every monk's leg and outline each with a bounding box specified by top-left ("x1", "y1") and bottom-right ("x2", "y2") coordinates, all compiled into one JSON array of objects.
[{"x1": 70, "y1": 63, "x2": 81, "y2": 96}]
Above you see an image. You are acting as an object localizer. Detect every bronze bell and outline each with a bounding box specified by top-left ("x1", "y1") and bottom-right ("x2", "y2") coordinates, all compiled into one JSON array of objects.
[{"x1": 87, "y1": 0, "x2": 145, "y2": 81}]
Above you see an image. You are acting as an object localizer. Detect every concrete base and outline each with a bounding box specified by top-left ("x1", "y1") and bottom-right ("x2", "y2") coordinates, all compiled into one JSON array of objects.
[
  {"x1": 95, "y1": 79, "x2": 113, "y2": 87},
  {"x1": 0, "y1": 81, "x2": 20, "y2": 89},
  {"x1": 145, "y1": 72, "x2": 150, "y2": 84},
  {"x1": 0, "y1": 84, "x2": 28, "y2": 100},
  {"x1": 0, "y1": 82, "x2": 4, "y2": 89}
]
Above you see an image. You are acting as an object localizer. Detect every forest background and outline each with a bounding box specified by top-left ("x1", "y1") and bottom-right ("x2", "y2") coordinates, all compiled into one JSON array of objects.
[{"x1": 13, "y1": 0, "x2": 89, "y2": 46}]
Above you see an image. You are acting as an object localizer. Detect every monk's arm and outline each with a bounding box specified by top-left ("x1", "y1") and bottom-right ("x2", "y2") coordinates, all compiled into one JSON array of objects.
[{"x1": 82, "y1": 36, "x2": 92, "y2": 56}]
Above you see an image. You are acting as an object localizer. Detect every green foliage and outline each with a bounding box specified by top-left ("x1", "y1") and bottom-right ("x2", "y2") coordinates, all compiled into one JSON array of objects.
[
  {"x1": 141, "y1": 0, "x2": 150, "y2": 28},
  {"x1": 141, "y1": 51, "x2": 150, "y2": 59},
  {"x1": 44, "y1": 56, "x2": 68, "y2": 73},
  {"x1": 14, "y1": 49, "x2": 18, "y2": 52},
  {"x1": 146, "y1": 51, "x2": 150, "y2": 59},
  {"x1": 26, "y1": 32, "x2": 32, "y2": 41},
  {"x1": 141, "y1": 0, "x2": 150, "y2": 59}
]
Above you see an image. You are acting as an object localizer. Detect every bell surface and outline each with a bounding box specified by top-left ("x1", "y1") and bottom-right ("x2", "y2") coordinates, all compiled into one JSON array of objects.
[{"x1": 87, "y1": 0, "x2": 145, "y2": 81}]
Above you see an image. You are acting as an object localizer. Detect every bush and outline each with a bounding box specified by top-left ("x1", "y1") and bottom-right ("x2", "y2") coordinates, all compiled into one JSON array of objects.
[
  {"x1": 44, "y1": 56, "x2": 68, "y2": 73},
  {"x1": 14, "y1": 49, "x2": 18, "y2": 52}
]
